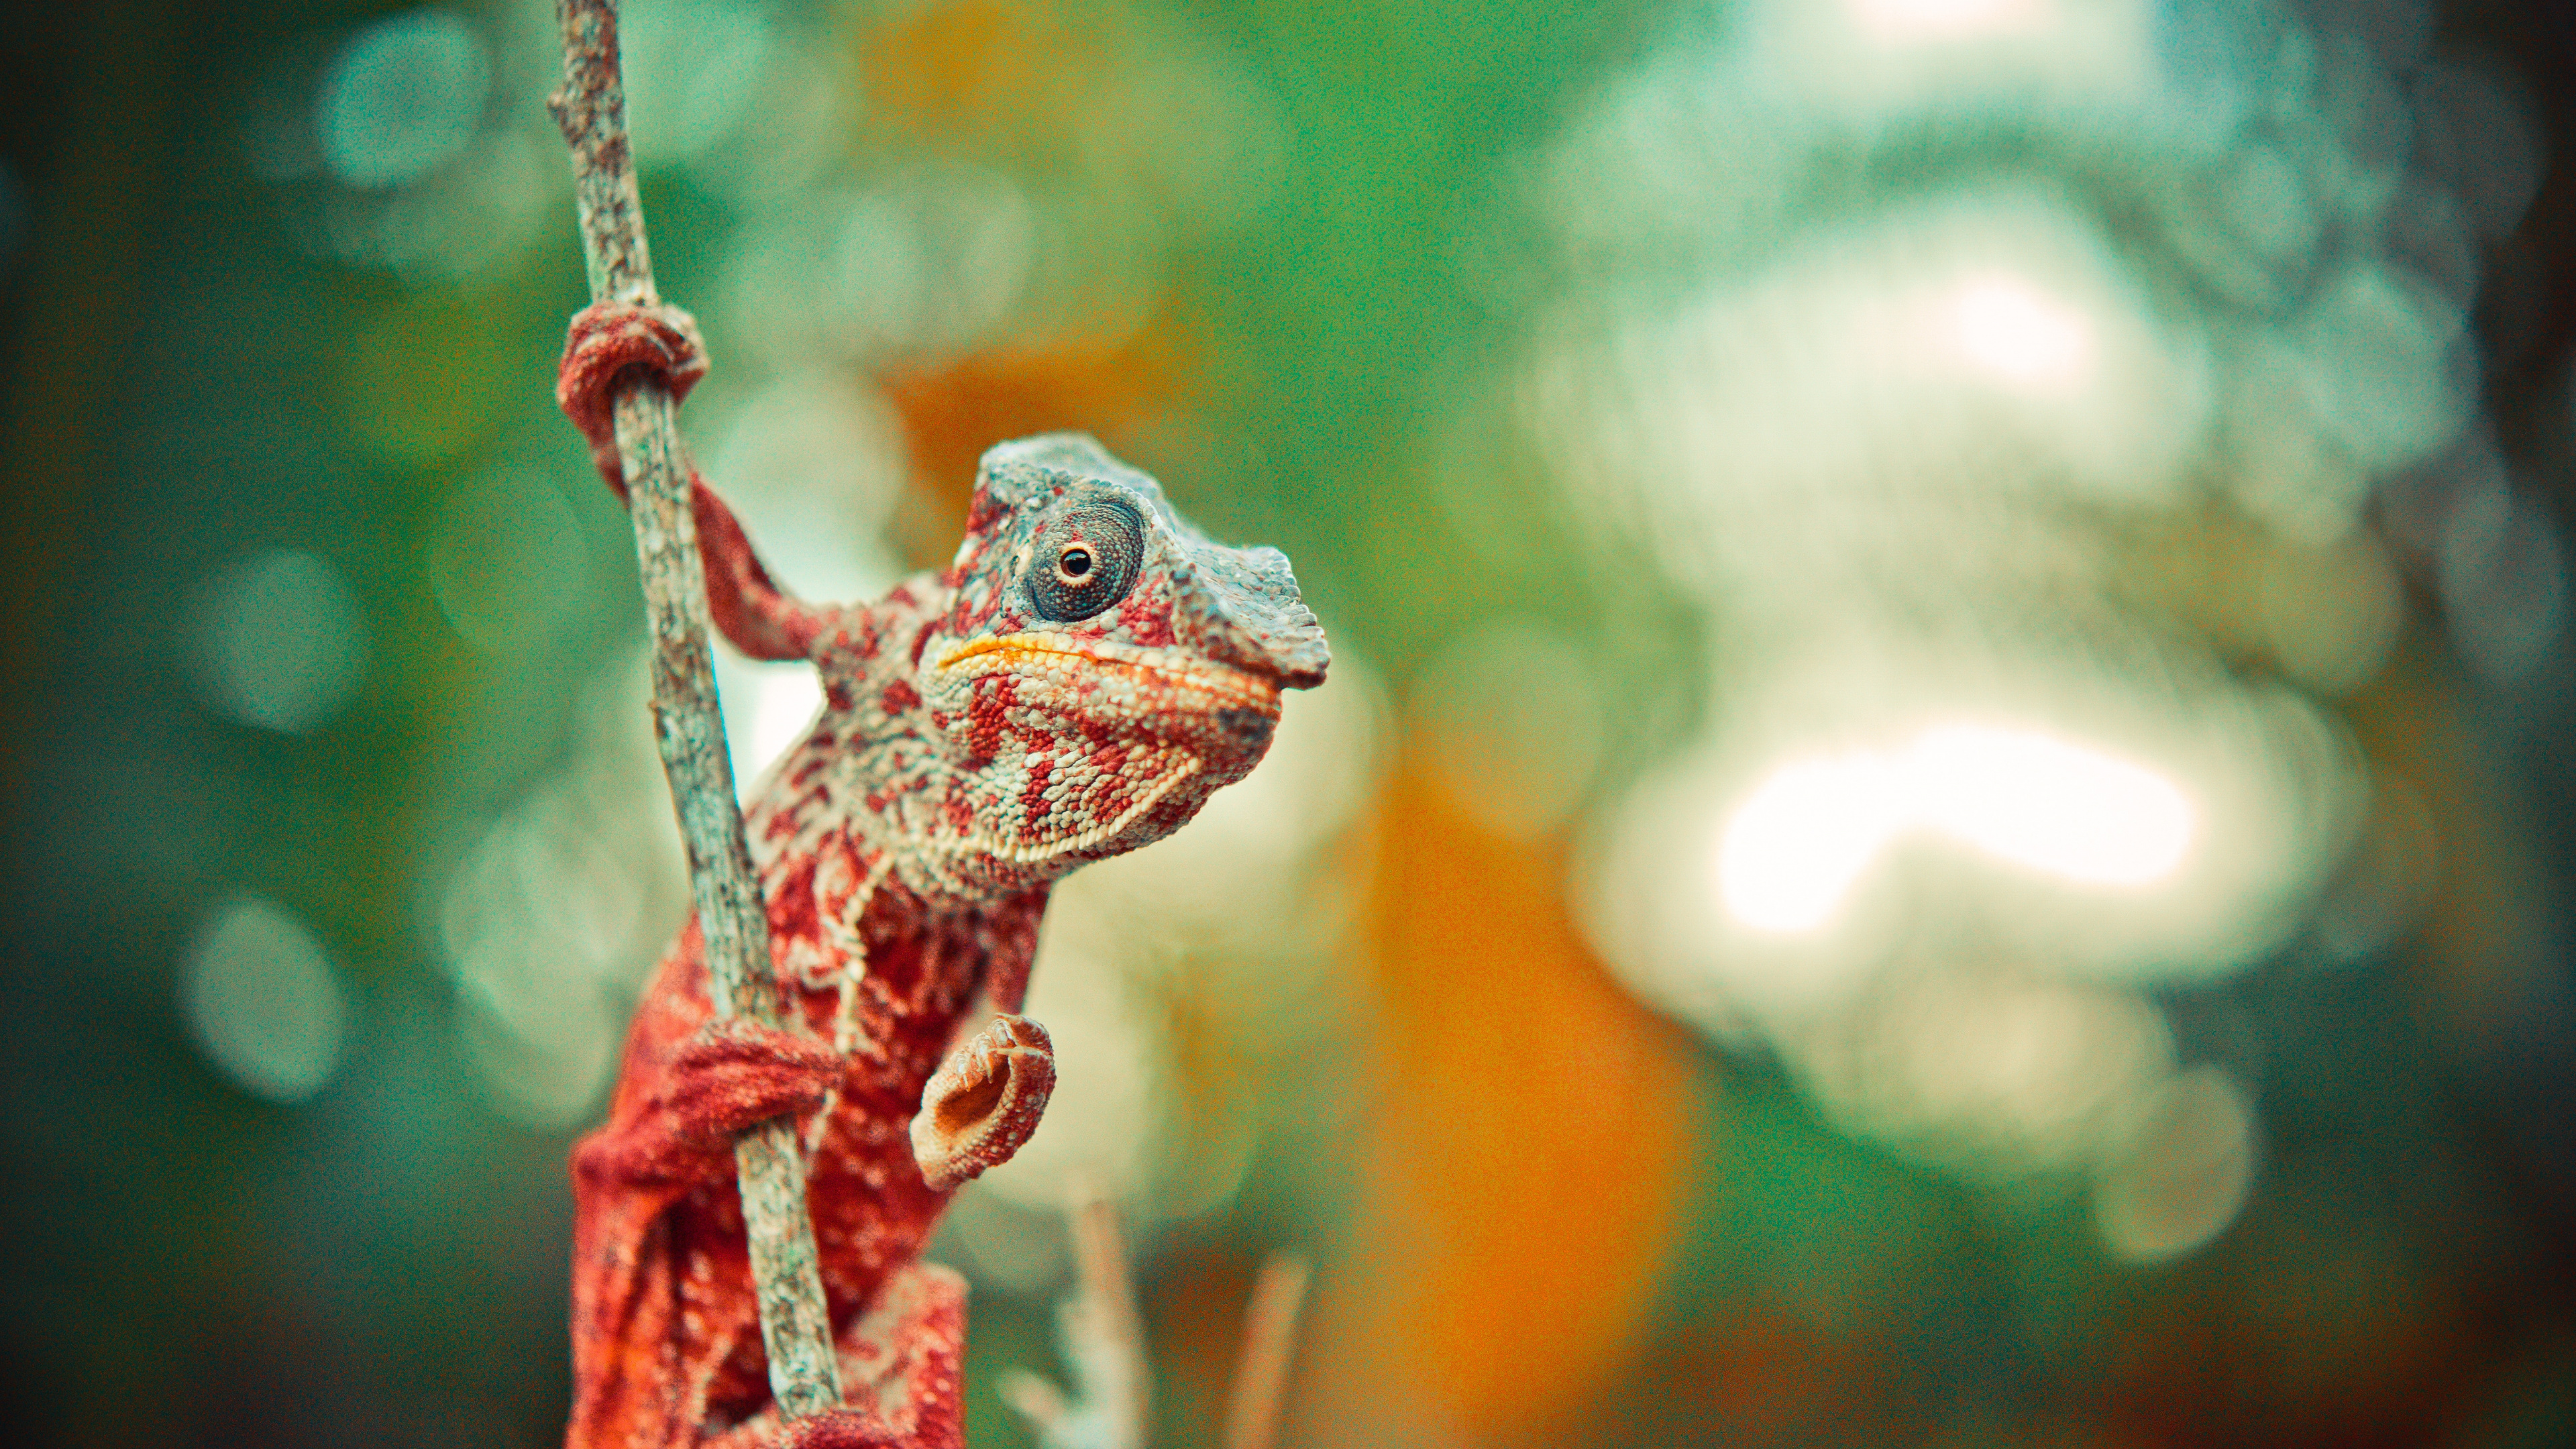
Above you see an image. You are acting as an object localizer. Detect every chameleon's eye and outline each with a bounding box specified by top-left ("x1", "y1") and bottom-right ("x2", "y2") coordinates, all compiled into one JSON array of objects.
[{"x1": 1028, "y1": 496, "x2": 1143, "y2": 621}]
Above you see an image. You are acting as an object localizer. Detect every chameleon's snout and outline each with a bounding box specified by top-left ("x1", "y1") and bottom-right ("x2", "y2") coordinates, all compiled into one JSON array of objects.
[{"x1": 1175, "y1": 543, "x2": 1330, "y2": 692}]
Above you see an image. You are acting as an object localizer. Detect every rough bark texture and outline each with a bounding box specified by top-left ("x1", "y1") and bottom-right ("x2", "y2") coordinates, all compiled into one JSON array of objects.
[{"x1": 547, "y1": 0, "x2": 844, "y2": 1420}]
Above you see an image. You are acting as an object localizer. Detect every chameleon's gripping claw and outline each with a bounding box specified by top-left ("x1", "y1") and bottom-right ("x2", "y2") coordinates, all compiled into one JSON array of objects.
[{"x1": 555, "y1": 299, "x2": 710, "y2": 492}]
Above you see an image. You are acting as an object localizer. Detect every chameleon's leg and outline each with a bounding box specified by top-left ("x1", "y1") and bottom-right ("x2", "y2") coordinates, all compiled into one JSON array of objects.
[
  {"x1": 837, "y1": 1263, "x2": 970, "y2": 1449},
  {"x1": 702, "y1": 1265, "x2": 970, "y2": 1449},
  {"x1": 572, "y1": 1020, "x2": 845, "y2": 1187},
  {"x1": 555, "y1": 301, "x2": 825, "y2": 661},
  {"x1": 911, "y1": 1014, "x2": 1057, "y2": 1192}
]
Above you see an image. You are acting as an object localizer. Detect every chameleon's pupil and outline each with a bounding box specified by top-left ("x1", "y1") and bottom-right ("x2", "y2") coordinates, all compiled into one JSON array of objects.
[{"x1": 1061, "y1": 547, "x2": 1092, "y2": 578}]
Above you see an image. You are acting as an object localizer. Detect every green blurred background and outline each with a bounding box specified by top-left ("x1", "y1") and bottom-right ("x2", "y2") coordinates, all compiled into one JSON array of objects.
[{"x1": 6, "y1": 1, "x2": 2576, "y2": 1445}]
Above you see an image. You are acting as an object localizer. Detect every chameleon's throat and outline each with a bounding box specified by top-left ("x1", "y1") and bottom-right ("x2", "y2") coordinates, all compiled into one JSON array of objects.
[{"x1": 961, "y1": 751, "x2": 1203, "y2": 865}]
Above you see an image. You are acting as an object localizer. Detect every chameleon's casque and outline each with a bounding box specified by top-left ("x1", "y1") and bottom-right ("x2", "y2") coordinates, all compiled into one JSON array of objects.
[{"x1": 554, "y1": 303, "x2": 1326, "y2": 1449}]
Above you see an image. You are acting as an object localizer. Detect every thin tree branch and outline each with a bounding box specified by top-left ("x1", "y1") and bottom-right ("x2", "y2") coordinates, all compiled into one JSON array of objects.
[
  {"x1": 1071, "y1": 1194, "x2": 1154, "y2": 1448},
  {"x1": 1002, "y1": 1191, "x2": 1153, "y2": 1448},
  {"x1": 1220, "y1": 1253, "x2": 1309, "y2": 1449},
  {"x1": 547, "y1": 0, "x2": 843, "y2": 1421}
]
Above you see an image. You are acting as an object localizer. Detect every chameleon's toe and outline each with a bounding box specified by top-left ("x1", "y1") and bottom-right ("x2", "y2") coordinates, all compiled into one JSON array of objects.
[{"x1": 910, "y1": 1015, "x2": 1057, "y2": 1191}]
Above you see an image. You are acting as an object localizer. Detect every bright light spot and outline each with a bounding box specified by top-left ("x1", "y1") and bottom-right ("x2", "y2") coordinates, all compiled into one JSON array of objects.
[
  {"x1": 1529, "y1": 188, "x2": 2204, "y2": 547},
  {"x1": 1808, "y1": 975, "x2": 2174, "y2": 1175},
  {"x1": 723, "y1": 661, "x2": 826, "y2": 794},
  {"x1": 2295, "y1": 264, "x2": 2467, "y2": 473},
  {"x1": 1752, "y1": 0, "x2": 2151, "y2": 114},
  {"x1": 454, "y1": 982, "x2": 618, "y2": 1130},
  {"x1": 1717, "y1": 751, "x2": 1908, "y2": 932},
  {"x1": 435, "y1": 655, "x2": 697, "y2": 1128},
  {"x1": 181, "y1": 896, "x2": 351, "y2": 1104},
  {"x1": 2216, "y1": 145, "x2": 2319, "y2": 267},
  {"x1": 189, "y1": 548, "x2": 370, "y2": 734},
  {"x1": 1951, "y1": 276, "x2": 2092, "y2": 388},
  {"x1": 329, "y1": 127, "x2": 557, "y2": 282},
  {"x1": 315, "y1": 9, "x2": 491, "y2": 189},
  {"x1": 1908, "y1": 723, "x2": 2195, "y2": 886},
  {"x1": 1717, "y1": 722, "x2": 2194, "y2": 933},
  {"x1": 2094, "y1": 1066, "x2": 2258, "y2": 1262},
  {"x1": 1851, "y1": 0, "x2": 2047, "y2": 42},
  {"x1": 439, "y1": 796, "x2": 650, "y2": 1128}
]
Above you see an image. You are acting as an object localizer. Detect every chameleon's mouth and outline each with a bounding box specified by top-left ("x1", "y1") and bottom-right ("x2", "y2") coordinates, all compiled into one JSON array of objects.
[{"x1": 936, "y1": 633, "x2": 1284, "y2": 714}]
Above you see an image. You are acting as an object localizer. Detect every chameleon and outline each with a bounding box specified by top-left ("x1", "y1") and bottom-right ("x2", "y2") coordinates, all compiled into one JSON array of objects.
[{"x1": 552, "y1": 301, "x2": 1329, "y2": 1449}]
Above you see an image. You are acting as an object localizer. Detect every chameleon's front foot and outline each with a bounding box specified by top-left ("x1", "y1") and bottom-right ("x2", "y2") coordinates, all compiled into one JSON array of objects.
[
  {"x1": 555, "y1": 298, "x2": 710, "y2": 494},
  {"x1": 570, "y1": 1020, "x2": 843, "y2": 1189},
  {"x1": 911, "y1": 1015, "x2": 1056, "y2": 1191}
]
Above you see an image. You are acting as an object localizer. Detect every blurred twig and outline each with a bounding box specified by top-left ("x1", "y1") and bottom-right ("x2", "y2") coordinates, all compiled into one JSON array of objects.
[
  {"x1": 1002, "y1": 1193, "x2": 1311, "y2": 1449},
  {"x1": 545, "y1": 0, "x2": 842, "y2": 1421},
  {"x1": 1221, "y1": 1253, "x2": 1310, "y2": 1449},
  {"x1": 1002, "y1": 1193, "x2": 1153, "y2": 1449}
]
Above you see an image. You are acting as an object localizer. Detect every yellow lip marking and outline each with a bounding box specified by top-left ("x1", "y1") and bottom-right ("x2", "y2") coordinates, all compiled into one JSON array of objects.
[
  {"x1": 935, "y1": 635, "x2": 1093, "y2": 671},
  {"x1": 936, "y1": 633, "x2": 1282, "y2": 708}
]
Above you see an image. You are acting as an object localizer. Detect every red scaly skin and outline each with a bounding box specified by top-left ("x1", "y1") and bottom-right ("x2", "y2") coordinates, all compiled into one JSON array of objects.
[{"x1": 556, "y1": 302, "x2": 1330, "y2": 1449}]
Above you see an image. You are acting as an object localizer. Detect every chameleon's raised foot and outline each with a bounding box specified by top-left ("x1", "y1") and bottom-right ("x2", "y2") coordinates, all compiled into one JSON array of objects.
[{"x1": 911, "y1": 1014, "x2": 1056, "y2": 1191}]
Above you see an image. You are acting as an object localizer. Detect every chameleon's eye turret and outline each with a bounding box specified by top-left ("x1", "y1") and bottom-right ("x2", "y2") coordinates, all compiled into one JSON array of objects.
[{"x1": 1026, "y1": 496, "x2": 1144, "y2": 622}]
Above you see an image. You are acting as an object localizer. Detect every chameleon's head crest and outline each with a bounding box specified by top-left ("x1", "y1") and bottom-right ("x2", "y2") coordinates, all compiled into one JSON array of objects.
[
  {"x1": 960, "y1": 434, "x2": 1329, "y2": 688},
  {"x1": 908, "y1": 433, "x2": 1330, "y2": 881}
]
